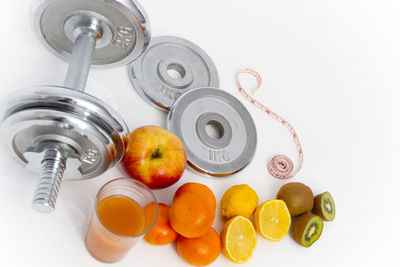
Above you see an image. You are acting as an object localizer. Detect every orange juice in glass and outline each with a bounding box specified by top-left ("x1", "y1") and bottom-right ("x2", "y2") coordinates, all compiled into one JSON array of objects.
[{"x1": 86, "y1": 178, "x2": 158, "y2": 263}]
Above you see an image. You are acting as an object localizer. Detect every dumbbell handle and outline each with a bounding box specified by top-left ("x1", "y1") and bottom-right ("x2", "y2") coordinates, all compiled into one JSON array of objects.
[
  {"x1": 64, "y1": 23, "x2": 98, "y2": 92},
  {"x1": 32, "y1": 21, "x2": 101, "y2": 213}
]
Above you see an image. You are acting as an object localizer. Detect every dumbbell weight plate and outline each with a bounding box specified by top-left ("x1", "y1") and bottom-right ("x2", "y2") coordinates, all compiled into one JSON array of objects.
[
  {"x1": 129, "y1": 36, "x2": 219, "y2": 110},
  {"x1": 0, "y1": 86, "x2": 129, "y2": 179},
  {"x1": 167, "y1": 88, "x2": 257, "y2": 176},
  {"x1": 31, "y1": 0, "x2": 150, "y2": 67}
]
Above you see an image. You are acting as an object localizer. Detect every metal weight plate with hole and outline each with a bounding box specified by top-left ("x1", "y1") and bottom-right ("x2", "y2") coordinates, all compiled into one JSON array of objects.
[
  {"x1": 31, "y1": 0, "x2": 150, "y2": 67},
  {"x1": 129, "y1": 36, "x2": 219, "y2": 110},
  {"x1": 167, "y1": 88, "x2": 257, "y2": 176},
  {"x1": 0, "y1": 86, "x2": 129, "y2": 180}
]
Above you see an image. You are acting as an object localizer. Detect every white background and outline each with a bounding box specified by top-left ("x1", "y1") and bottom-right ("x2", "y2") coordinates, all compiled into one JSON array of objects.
[{"x1": 0, "y1": 0, "x2": 399, "y2": 266}]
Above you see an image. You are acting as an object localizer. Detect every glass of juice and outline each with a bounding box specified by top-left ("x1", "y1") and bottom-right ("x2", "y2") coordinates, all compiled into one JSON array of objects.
[{"x1": 86, "y1": 178, "x2": 158, "y2": 263}]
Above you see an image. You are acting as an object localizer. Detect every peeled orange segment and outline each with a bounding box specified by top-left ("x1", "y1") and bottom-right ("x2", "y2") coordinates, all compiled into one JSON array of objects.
[
  {"x1": 220, "y1": 216, "x2": 257, "y2": 264},
  {"x1": 253, "y1": 199, "x2": 291, "y2": 242}
]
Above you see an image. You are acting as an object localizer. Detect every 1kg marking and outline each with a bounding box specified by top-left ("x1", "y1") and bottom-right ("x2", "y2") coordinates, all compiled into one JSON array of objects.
[
  {"x1": 209, "y1": 150, "x2": 230, "y2": 162},
  {"x1": 82, "y1": 149, "x2": 99, "y2": 165},
  {"x1": 158, "y1": 85, "x2": 181, "y2": 100}
]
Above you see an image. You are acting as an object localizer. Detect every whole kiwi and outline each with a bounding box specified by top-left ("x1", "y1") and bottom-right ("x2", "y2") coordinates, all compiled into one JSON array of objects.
[{"x1": 277, "y1": 182, "x2": 314, "y2": 217}]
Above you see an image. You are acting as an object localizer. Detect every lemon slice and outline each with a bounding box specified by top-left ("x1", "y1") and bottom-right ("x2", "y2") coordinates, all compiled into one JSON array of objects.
[
  {"x1": 253, "y1": 199, "x2": 291, "y2": 242},
  {"x1": 220, "y1": 215, "x2": 257, "y2": 264}
]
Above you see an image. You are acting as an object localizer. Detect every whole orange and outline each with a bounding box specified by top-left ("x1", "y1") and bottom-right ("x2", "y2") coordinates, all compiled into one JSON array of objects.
[
  {"x1": 174, "y1": 183, "x2": 216, "y2": 211},
  {"x1": 144, "y1": 203, "x2": 178, "y2": 245},
  {"x1": 177, "y1": 227, "x2": 221, "y2": 266},
  {"x1": 169, "y1": 192, "x2": 215, "y2": 238}
]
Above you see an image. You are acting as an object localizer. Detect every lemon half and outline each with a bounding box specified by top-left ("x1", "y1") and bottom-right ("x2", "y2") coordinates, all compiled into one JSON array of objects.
[
  {"x1": 220, "y1": 215, "x2": 257, "y2": 264},
  {"x1": 253, "y1": 199, "x2": 291, "y2": 242}
]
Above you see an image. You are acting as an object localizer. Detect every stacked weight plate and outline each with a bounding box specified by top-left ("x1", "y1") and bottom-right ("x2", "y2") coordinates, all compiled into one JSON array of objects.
[
  {"x1": 128, "y1": 36, "x2": 257, "y2": 176},
  {"x1": 129, "y1": 36, "x2": 219, "y2": 110}
]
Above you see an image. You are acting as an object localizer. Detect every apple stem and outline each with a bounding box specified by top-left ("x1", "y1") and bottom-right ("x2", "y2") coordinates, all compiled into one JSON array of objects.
[{"x1": 151, "y1": 147, "x2": 162, "y2": 159}]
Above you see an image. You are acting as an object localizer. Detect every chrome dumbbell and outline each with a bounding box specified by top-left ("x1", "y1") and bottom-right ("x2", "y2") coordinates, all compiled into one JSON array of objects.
[{"x1": 0, "y1": 0, "x2": 150, "y2": 213}]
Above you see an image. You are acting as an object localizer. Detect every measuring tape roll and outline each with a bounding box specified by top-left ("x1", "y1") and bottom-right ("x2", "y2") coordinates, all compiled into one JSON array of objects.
[{"x1": 236, "y1": 68, "x2": 303, "y2": 179}]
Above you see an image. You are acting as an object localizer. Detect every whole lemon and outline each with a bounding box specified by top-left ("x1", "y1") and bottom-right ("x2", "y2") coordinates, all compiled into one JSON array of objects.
[{"x1": 220, "y1": 184, "x2": 259, "y2": 220}]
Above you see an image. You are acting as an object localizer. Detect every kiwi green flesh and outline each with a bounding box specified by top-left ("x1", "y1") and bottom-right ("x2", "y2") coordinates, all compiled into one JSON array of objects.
[
  {"x1": 313, "y1": 192, "x2": 335, "y2": 221},
  {"x1": 293, "y1": 214, "x2": 323, "y2": 247},
  {"x1": 302, "y1": 219, "x2": 322, "y2": 246}
]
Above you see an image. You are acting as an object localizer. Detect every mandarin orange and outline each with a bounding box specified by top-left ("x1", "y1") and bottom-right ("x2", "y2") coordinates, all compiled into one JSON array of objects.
[
  {"x1": 144, "y1": 202, "x2": 178, "y2": 245},
  {"x1": 169, "y1": 192, "x2": 215, "y2": 238},
  {"x1": 174, "y1": 183, "x2": 216, "y2": 211},
  {"x1": 177, "y1": 227, "x2": 221, "y2": 266}
]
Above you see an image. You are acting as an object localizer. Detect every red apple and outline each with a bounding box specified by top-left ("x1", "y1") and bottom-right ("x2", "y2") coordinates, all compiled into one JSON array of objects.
[{"x1": 122, "y1": 125, "x2": 187, "y2": 189}]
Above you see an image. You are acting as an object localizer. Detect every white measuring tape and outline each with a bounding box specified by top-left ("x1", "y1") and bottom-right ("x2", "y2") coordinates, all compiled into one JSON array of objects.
[{"x1": 236, "y1": 68, "x2": 303, "y2": 179}]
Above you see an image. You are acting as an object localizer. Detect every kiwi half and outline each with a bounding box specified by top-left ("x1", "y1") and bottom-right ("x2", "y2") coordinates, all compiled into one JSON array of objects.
[
  {"x1": 312, "y1": 192, "x2": 335, "y2": 221},
  {"x1": 292, "y1": 214, "x2": 323, "y2": 247},
  {"x1": 277, "y1": 182, "x2": 314, "y2": 217}
]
